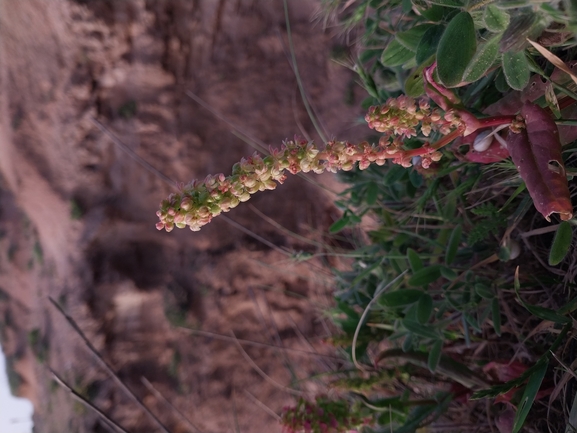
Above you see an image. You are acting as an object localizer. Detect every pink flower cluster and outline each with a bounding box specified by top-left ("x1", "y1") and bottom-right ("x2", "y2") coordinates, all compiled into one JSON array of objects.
[
  {"x1": 156, "y1": 138, "x2": 389, "y2": 232},
  {"x1": 156, "y1": 96, "x2": 463, "y2": 232},
  {"x1": 365, "y1": 95, "x2": 463, "y2": 168},
  {"x1": 280, "y1": 396, "x2": 372, "y2": 433},
  {"x1": 365, "y1": 95, "x2": 456, "y2": 138}
]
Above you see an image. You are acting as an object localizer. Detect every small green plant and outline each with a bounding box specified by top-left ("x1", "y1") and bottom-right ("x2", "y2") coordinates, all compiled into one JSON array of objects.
[
  {"x1": 69, "y1": 199, "x2": 83, "y2": 220},
  {"x1": 280, "y1": 396, "x2": 373, "y2": 433},
  {"x1": 118, "y1": 99, "x2": 137, "y2": 119},
  {"x1": 33, "y1": 241, "x2": 43, "y2": 264},
  {"x1": 28, "y1": 328, "x2": 49, "y2": 363}
]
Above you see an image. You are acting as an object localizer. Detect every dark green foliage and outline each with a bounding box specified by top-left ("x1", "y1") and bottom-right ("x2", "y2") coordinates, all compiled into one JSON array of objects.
[{"x1": 467, "y1": 203, "x2": 507, "y2": 245}]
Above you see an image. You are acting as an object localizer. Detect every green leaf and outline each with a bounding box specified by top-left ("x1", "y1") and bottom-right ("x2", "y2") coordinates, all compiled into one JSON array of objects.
[
  {"x1": 396, "y1": 24, "x2": 434, "y2": 52},
  {"x1": 416, "y1": 24, "x2": 445, "y2": 63},
  {"x1": 475, "y1": 283, "x2": 494, "y2": 300},
  {"x1": 495, "y1": 69, "x2": 509, "y2": 92},
  {"x1": 379, "y1": 289, "x2": 423, "y2": 308},
  {"x1": 403, "y1": 319, "x2": 440, "y2": 340},
  {"x1": 483, "y1": 5, "x2": 510, "y2": 32},
  {"x1": 402, "y1": 333, "x2": 414, "y2": 352},
  {"x1": 408, "y1": 265, "x2": 442, "y2": 287},
  {"x1": 407, "y1": 248, "x2": 424, "y2": 273},
  {"x1": 365, "y1": 182, "x2": 379, "y2": 205},
  {"x1": 465, "y1": 312, "x2": 481, "y2": 332},
  {"x1": 381, "y1": 40, "x2": 415, "y2": 67},
  {"x1": 359, "y1": 49, "x2": 382, "y2": 63},
  {"x1": 524, "y1": 304, "x2": 571, "y2": 324},
  {"x1": 428, "y1": 340, "x2": 443, "y2": 373},
  {"x1": 439, "y1": 266, "x2": 457, "y2": 280},
  {"x1": 329, "y1": 215, "x2": 349, "y2": 233},
  {"x1": 462, "y1": 34, "x2": 501, "y2": 83},
  {"x1": 420, "y1": 5, "x2": 451, "y2": 21},
  {"x1": 548, "y1": 221, "x2": 573, "y2": 266},
  {"x1": 491, "y1": 298, "x2": 501, "y2": 336},
  {"x1": 445, "y1": 224, "x2": 462, "y2": 265},
  {"x1": 405, "y1": 57, "x2": 435, "y2": 97},
  {"x1": 417, "y1": 294, "x2": 433, "y2": 324},
  {"x1": 436, "y1": 11, "x2": 477, "y2": 87},
  {"x1": 512, "y1": 361, "x2": 549, "y2": 433},
  {"x1": 502, "y1": 50, "x2": 530, "y2": 90}
]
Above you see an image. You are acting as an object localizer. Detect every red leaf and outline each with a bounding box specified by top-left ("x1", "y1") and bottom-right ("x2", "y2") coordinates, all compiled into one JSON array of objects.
[
  {"x1": 507, "y1": 102, "x2": 573, "y2": 221},
  {"x1": 453, "y1": 130, "x2": 510, "y2": 163}
]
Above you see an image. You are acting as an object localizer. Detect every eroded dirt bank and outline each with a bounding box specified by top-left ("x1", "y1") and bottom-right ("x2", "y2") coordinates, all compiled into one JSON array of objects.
[{"x1": 0, "y1": 0, "x2": 365, "y2": 432}]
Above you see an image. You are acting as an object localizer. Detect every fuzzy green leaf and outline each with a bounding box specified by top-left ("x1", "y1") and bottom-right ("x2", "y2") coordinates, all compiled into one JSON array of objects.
[
  {"x1": 417, "y1": 294, "x2": 433, "y2": 324},
  {"x1": 439, "y1": 266, "x2": 457, "y2": 280},
  {"x1": 403, "y1": 319, "x2": 440, "y2": 340},
  {"x1": 437, "y1": 12, "x2": 477, "y2": 87},
  {"x1": 396, "y1": 24, "x2": 434, "y2": 52},
  {"x1": 463, "y1": 34, "x2": 501, "y2": 83},
  {"x1": 405, "y1": 57, "x2": 435, "y2": 97},
  {"x1": 475, "y1": 283, "x2": 494, "y2": 300},
  {"x1": 483, "y1": 5, "x2": 510, "y2": 32},
  {"x1": 407, "y1": 248, "x2": 424, "y2": 273},
  {"x1": 381, "y1": 40, "x2": 415, "y2": 67},
  {"x1": 416, "y1": 25, "x2": 445, "y2": 64},
  {"x1": 428, "y1": 340, "x2": 443, "y2": 373},
  {"x1": 502, "y1": 50, "x2": 530, "y2": 90},
  {"x1": 379, "y1": 289, "x2": 423, "y2": 308},
  {"x1": 548, "y1": 221, "x2": 573, "y2": 266},
  {"x1": 408, "y1": 265, "x2": 442, "y2": 287},
  {"x1": 329, "y1": 215, "x2": 349, "y2": 233}
]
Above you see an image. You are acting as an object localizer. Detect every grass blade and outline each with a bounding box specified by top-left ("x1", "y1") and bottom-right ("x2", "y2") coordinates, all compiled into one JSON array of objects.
[{"x1": 512, "y1": 360, "x2": 549, "y2": 433}]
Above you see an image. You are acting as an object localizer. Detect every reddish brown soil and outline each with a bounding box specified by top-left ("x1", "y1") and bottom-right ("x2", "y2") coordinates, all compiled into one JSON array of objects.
[{"x1": 0, "y1": 1, "x2": 365, "y2": 432}]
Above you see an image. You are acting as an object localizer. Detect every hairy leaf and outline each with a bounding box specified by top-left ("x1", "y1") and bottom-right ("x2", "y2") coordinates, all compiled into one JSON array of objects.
[
  {"x1": 396, "y1": 24, "x2": 434, "y2": 52},
  {"x1": 381, "y1": 40, "x2": 415, "y2": 67},
  {"x1": 502, "y1": 50, "x2": 530, "y2": 91},
  {"x1": 462, "y1": 34, "x2": 501, "y2": 83},
  {"x1": 483, "y1": 5, "x2": 509, "y2": 32},
  {"x1": 416, "y1": 25, "x2": 444, "y2": 64},
  {"x1": 507, "y1": 103, "x2": 573, "y2": 221},
  {"x1": 436, "y1": 12, "x2": 476, "y2": 87}
]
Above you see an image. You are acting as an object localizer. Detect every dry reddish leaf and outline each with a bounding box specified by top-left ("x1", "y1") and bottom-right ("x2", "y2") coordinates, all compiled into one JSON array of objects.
[
  {"x1": 454, "y1": 130, "x2": 510, "y2": 163},
  {"x1": 507, "y1": 102, "x2": 573, "y2": 221}
]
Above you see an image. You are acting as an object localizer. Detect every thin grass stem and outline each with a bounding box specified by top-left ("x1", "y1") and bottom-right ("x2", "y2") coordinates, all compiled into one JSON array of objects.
[
  {"x1": 229, "y1": 330, "x2": 304, "y2": 397},
  {"x1": 242, "y1": 390, "x2": 281, "y2": 421},
  {"x1": 140, "y1": 377, "x2": 204, "y2": 433},
  {"x1": 178, "y1": 327, "x2": 342, "y2": 360},
  {"x1": 352, "y1": 271, "x2": 407, "y2": 371},
  {"x1": 282, "y1": 0, "x2": 328, "y2": 143},
  {"x1": 48, "y1": 297, "x2": 173, "y2": 433},
  {"x1": 49, "y1": 367, "x2": 132, "y2": 433}
]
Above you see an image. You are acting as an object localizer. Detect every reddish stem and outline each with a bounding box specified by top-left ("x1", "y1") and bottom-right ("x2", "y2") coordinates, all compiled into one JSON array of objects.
[{"x1": 474, "y1": 115, "x2": 517, "y2": 129}]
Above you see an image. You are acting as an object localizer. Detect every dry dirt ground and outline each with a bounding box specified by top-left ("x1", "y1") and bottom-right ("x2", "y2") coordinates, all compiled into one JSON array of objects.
[{"x1": 0, "y1": 1, "x2": 367, "y2": 432}]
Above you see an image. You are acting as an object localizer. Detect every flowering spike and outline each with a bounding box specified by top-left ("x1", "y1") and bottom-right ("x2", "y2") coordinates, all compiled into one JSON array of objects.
[{"x1": 157, "y1": 91, "x2": 520, "y2": 232}]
